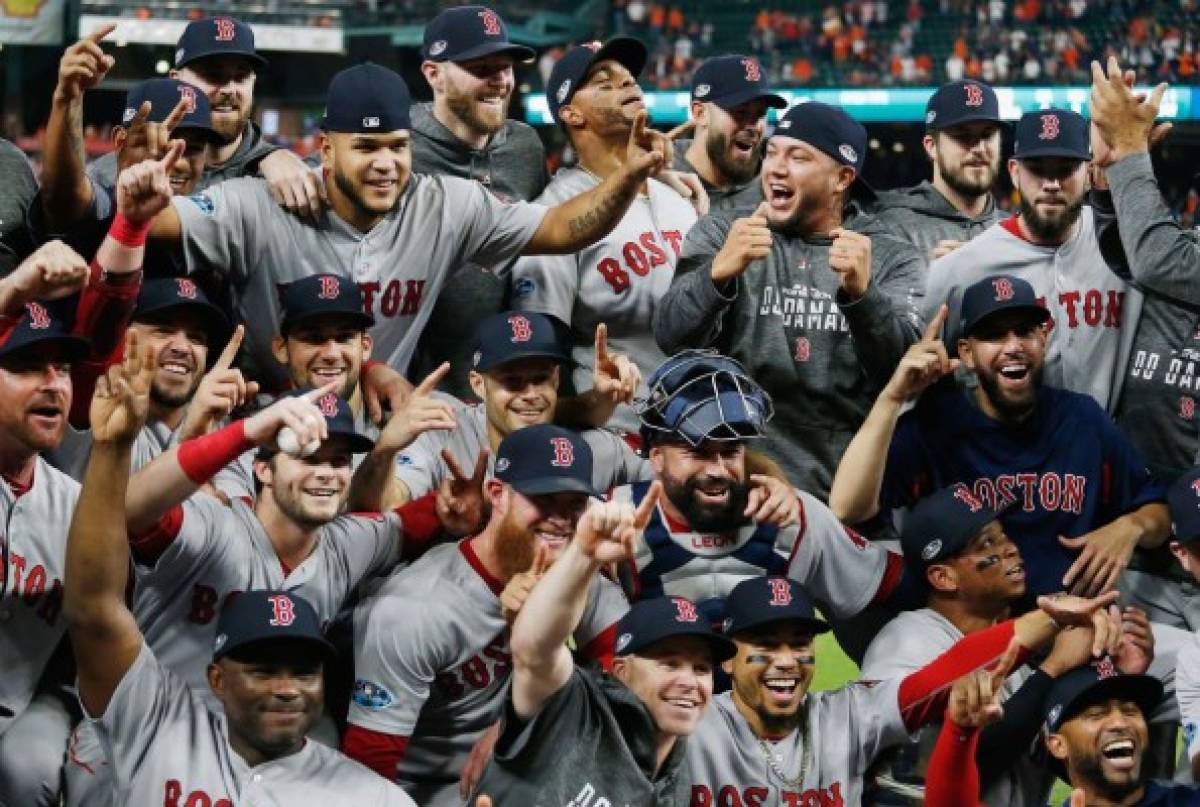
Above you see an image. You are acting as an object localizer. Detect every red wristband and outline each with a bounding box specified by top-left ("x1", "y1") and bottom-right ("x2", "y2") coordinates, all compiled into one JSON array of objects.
[
  {"x1": 396, "y1": 492, "x2": 443, "y2": 560},
  {"x1": 108, "y1": 211, "x2": 153, "y2": 248},
  {"x1": 177, "y1": 420, "x2": 255, "y2": 485}
]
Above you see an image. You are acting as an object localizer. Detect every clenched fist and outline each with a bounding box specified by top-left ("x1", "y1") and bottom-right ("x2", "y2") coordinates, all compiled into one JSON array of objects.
[
  {"x1": 711, "y1": 202, "x2": 772, "y2": 283},
  {"x1": 828, "y1": 227, "x2": 871, "y2": 299}
]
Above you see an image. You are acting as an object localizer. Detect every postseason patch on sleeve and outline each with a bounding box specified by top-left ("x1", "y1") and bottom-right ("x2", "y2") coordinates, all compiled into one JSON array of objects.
[
  {"x1": 512, "y1": 277, "x2": 537, "y2": 299},
  {"x1": 187, "y1": 193, "x2": 215, "y2": 215},
  {"x1": 353, "y1": 679, "x2": 396, "y2": 710}
]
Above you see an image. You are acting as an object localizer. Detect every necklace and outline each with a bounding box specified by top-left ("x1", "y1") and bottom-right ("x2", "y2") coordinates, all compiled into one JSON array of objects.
[{"x1": 756, "y1": 710, "x2": 811, "y2": 789}]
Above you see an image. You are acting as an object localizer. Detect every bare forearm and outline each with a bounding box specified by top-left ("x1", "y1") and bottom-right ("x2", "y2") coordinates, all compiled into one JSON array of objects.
[
  {"x1": 554, "y1": 390, "x2": 616, "y2": 430},
  {"x1": 65, "y1": 440, "x2": 136, "y2": 626},
  {"x1": 126, "y1": 448, "x2": 199, "y2": 532},
  {"x1": 348, "y1": 450, "x2": 399, "y2": 513},
  {"x1": 530, "y1": 166, "x2": 642, "y2": 254},
  {"x1": 43, "y1": 96, "x2": 94, "y2": 230},
  {"x1": 1013, "y1": 610, "x2": 1058, "y2": 653},
  {"x1": 511, "y1": 542, "x2": 598, "y2": 668},
  {"x1": 828, "y1": 395, "x2": 903, "y2": 521},
  {"x1": 1126, "y1": 502, "x2": 1169, "y2": 548}
]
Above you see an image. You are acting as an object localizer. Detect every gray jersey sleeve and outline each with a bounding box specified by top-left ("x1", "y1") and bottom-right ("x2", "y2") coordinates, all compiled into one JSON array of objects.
[
  {"x1": 323, "y1": 512, "x2": 404, "y2": 586},
  {"x1": 826, "y1": 677, "x2": 911, "y2": 775},
  {"x1": 572, "y1": 575, "x2": 629, "y2": 654},
  {"x1": 393, "y1": 429, "x2": 454, "y2": 500},
  {"x1": 786, "y1": 491, "x2": 888, "y2": 620},
  {"x1": 860, "y1": 612, "x2": 949, "y2": 680},
  {"x1": 583, "y1": 429, "x2": 652, "y2": 493},
  {"x1": 509, "y1": 251, "x2": 579, "y2": 323},
  {"x1": 136, "y1": 495, "x2": 230, "y2": 573},
  {"x1": 173, "y1": 177, "x2": 275, "y2": 286},
  {"x1": 1178, "y1": 634, "x2": 1200, "y2": 763},
  {"x1": 441, "y1": 177, "x2": 547, "y2": 270},
  {"x1": 211, "y1": 451, "x2": 256, "y2": 502}
]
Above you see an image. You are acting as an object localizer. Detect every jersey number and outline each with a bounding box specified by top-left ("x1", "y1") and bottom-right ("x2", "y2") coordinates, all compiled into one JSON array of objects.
[{"x1": 436, "y1": 638, "x2": 512, "y2": 698}]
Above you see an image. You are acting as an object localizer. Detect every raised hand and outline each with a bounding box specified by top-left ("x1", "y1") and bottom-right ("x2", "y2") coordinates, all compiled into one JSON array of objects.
[
  {"x1": 712, "y1": 202, "x2": 772, "y2": 283},
  {"x1": 828, "y1": 227, "x2": 872, "y2": 299},
  {"x1": 376, "y1": 363, "x2": 456, "y2": 454},
  {"x1": 242, "y1": 381, "x2": 339, "y2": 447},
  {"x1": 1059, "y1": 518, "x2": 1142, "y2": 598},
  {"x1": 436, "y1": 449, "x2": 488, "y2": 537},
  {"x1": 55, "y1": 25, "x2": 116, "y2": 103},
  {"x1": 117, "y1": 139, "x2": 184, "y2": 225},
  {"x1": 177, "y1": 325, "x2": 259, "y2": 440},
  {"x1": 946, "y1": 637, "x2": 1020, "y2": 728},
  {"x1": 91, "y1": 329, "x2": 158, "y2": 443},
  {"x1": 625, "y1": 111, "x2": 669, "y2": 179},
  {"x1": 592, "y1": 323, "x2": 641, "y2": 407},
  {"x1": 361, "y1": 360, "x2": 415, "y2": 427},
  {"x1": 117, "y1": 94, "x2": 190, "y2": 171},
  {"x1": 882, "y1": 304, "x2": 959, "y2": 404},
  {"x1": 1089, "y1": 56, "x2": 1171, "y2": 162},
  {"x1": 744, "y1": 474, "x2": 800, "y2": 527},
  {"x1": 1037, "y1": 591, "x2": 1122, "y2": 658},
  {"x1": 2, "y1": 240, "x2": 90, "y2": 312},
  {"x1": 1114, "y1": 606, "x2": 1154, "y2": 675},
  {"x1": 500, "y1": 543, "x2": 551, "y2": 625},
  {"x1": 575, "y1": 480, "x2": 661, "y2": 563}
]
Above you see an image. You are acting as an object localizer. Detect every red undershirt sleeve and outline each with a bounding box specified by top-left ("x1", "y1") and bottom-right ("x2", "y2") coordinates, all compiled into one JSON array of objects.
[
  {"x1": 925, "y1": 718, "x2": 984, "y2": 807},
  {"x1": 68, "y1": 263, "x2": 142, "y2": 428},
  {"x1": 392, "y1": 492, "x2": 442, "y2": 561},
  {"x1": 578, "y1": 623, "x2": 618, "y2": 672},
  {"x1": 127, "y1": 504, "x2": 184, "y2": 565},
  {"x1": 342, "y1": 724, "x2": 409, "y2": 780}
]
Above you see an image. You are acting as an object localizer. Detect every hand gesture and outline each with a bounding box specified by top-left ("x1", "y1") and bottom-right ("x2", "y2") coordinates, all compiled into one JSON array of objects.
[
  {"x1": 625, "y1": 111, "x2": 670, "y2": 180},
  {"x1": 500, "y1": 543, "x2": 551, "y2": 625},
  {"x1": 437, "y1": 449, "x2": 489, "y2": 537},
  {"x1": 242, "y1": 382, "x2": 339, "y2": 447},
  {"x1": 882, "y1": 304, "x2": 959, "y2": 404},
  {"x1": 658, "y1": 166, "x2": 710, "y2": 216},
  {"x1": 712, "y1": 202, "x2": 772, "y2": 283},
  {"x1": 5, "y1": 241, "x2": 89, "y2": 309},
  {"x1": 828, "y1": 227, "x2": 872, "y2": 299},
  {"x1": 91, "y1": 329, "x2": 157, "y2": 443},
  {"x1": 177, "y1": 325, "x2": 259, "y2": 441},
  {"x1": 575, "y1": 480, "x2": 661, "y2": 564},
  {"x1": 1041, "y1": 625, "x2": 1100, "y2": 678},
  {"x1": 744, "y1": 474, "x2": 800, "y2": 527},
  {"x1": 459, "y1": 723, "x2": 501, "y2": 800},
  {"x1": 945, "y1": 637, "x2": 1020, "y2": 728},
  {"x1": 1037, "y1": 591, "x2": 1122, "y2": 657},
  {"x1": 376, "y1": 363, "x2": 456, "y2": 454},
  {"x1": 55, "y1": 25, "x2": 116, "y2": 104},
  {"x1": 592, "y1": 324, "x2": 641, "y2": 407},
  {"x1": 117, "y1": 95, "x2": 190, "y2": 171},
  {"x1": 260, "y1": 149, "x2": 328, "y2": 220},
  {"x1": 361, "y1": 361, "x2": 415, "y2": 427},
  {"x1": 1089, "y1": 57, "x2": 1171, "y2": 162},
  {"x1": 117, "y1": 139, "x2": 184, "y2": 225},
  {"x1": 1059, "y1": 518, "x2": 1141, "y2": 597},
  {"x1": 1114, "y1": 606, "x2": 1154, "y2": 675}
]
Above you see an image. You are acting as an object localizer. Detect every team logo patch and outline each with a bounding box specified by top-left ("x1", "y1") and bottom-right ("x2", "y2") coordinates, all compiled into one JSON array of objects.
[
  {"x1": 778, "y1": 119, "x2": 792, "y2": 129},
  {"x1": 512, "y1": 277, "x2": 537, "y2": 298},
  {"x1": 925, "y1": 110, "x2": 937, "y2": 125},
  {"x1": 838, "y1": 144, "x2": 858, "y2": 164},
  {"x1": 556, "y1": 80, "x2": 572, "y2": 105},
  {"x1": 122, "y1": 107, "x2": 138, "y2": 124},
  {"x1": 428, "y1": 40, "x2": 448, "y2": 56},
  {"x1": 188, "y1": 193, "x2": 215, "y2": 215},
  {"x1": 175, "y1": 47, "x2": 186, "y2": 65},
  {"x1": 1186, "y1": 722, "x2": 1197, "y2": 751},
  {"x1": 1047, "y1": 704, "x2": 1062, "y2": 727},
  {"x1": 353, "y1": 679, "x2": 396, "y2": 710},
  {"x1": 495, "y1": 457, "x2": 511, "y2": 473},
  {"x1": 921, "y1": 539, "x2": 942, "y2": 561},
  {"x1": 363, "y1": 116, "x2": 381, "y2": 129},
  {"x1": 25, "y1": 302, "x2": 51, "y2": 329},
  {"x1": 213, "y1": 633, "x2": 228, "y2": 652},
  {"x1": 615, "y1": 632, "x2": 633, "y2": 654},
  {"x1": 397, "y1": 453, "x2": 414, "y2": 466},
  {"x1": 694, "y1": 83, "x2": 711, "y2": 98}
]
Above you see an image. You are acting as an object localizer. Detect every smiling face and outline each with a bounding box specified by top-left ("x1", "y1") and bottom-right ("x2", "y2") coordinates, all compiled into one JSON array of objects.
[
  {"x1": 696, "y1": 98, "x2": 770, "y2": 186},
  {"x1": 650, "y1": 440, "x2": 750, "y2": 533},
  {"x1": 322, "y1": 131, "x2": 411, "y2": 226},
  {"x1": 470, "y1": 358, "x2": 560, "y2": 441},
  {"x1": 560, "y1": 59, "x2": 646, "y2": 138},
  {"x1": 927, "y1": 520, "x2": 1027, "y2": 606},
  {"x1": 1048, "y1": 698, "x2": 1149, "y2": 802},
  {"x1": 113, "y1": 126, "x2": 208, "y2": 194},
  {"x1": 175, "y1": 55, "x2": 258, "y2": 144},
  {"x1": 958, "y1": 311, "x2": 1047, "y2": 424},
  {"x1": 926, "y1": 121, "x2": 1002, "y2": 198},
  {"x1": 1009, "y1": 156, "x2": 1088, "y2": 243},
  {"x1": 613, "y1": 636, "x2": 714, "y2": 737},
  {"x1": 130, "y1": 313, "x2": 211, "y2": 410},
  {"x1": 490, "y1": 481, "x2": 590, "y2": 579},
  {"x1": 726, "y1": 623, "x2": 816, "y2": 738},
  {"x1": 256, "y1": 440, "x2": 353, "y2": 528},
  {"x1": 425, "y1": 54, "x2": 515, "y2": 138},
  {"x1": 0, "y1": 348, "x2": 74, "y2": 455},
  {"x1": 275, "y1": 315, "x2": 371, "y2": 401},
  {"x1": 760, "y1": 136, "x2": 855, "y2": 233}
]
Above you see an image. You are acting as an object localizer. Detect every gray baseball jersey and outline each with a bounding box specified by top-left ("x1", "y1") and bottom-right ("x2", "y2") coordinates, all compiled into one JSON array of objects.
[
  {"x1": 1176, "y1": 632, "x2": 1200, "y2": 765},
  {"x1": 174, "y1": 173, "x2": 547, "y2": 390},
  {"x1": 47, "y1": 419, "x2": 181, "y2": 482},
  {"x1": 0, "y1": 456, "x2": 79, "y2": 737},
  {"x1": 0, "y1": 137, "x2": 37, "y2": 274},
  {"x1": 349, "y1": 539, "x2": 629, "y2": 807},
  {"x1": 394, "y1": 402, "x2": 651, "y2": 500},
  {"x1": 82, "y1": 641, "x2": 414, "y2": 806},
  {"x1": 510, "y1": 168, "x2": 697, "y2": 433},
  {"x1": 861, "y1": 608, "x2": 1051, "y2": 807},
  {"x1": 132, "y1": 495, "x2": 402, "y2": 706},
  {"x1": 688, "y1": 681, "x2": 908, "y2": 807},
  {"x1": 924, "y1": 208, "x2": 1139, "y2": 412}
]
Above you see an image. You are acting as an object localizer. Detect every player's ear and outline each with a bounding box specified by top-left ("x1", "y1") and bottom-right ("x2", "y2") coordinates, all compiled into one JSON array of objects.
[
  {"x1": 486, "y1": 478, "x2": 508, "y2": 512},
  {"x1": 1007, "y1": 157, "x2": 1021, "y2": 188},
  {"x1": 271, "y1": 334, "x2": 289, "y2": 367},
  {"x1": 319, "y1": 132, "x2": 334, "y2": 169},
  {"x1": 648, "y1": 443, "x2": 667, "y2": 476},
  {"x1": 721, "y1": 655, "x2": 735, "y2": 676},
  {"x1": 833, "y1": 165, "x2": 856, "y2": 195},
  {"x1": 419, "y1": 60, "x2": 440, "y2": 91},
  {"x1": 558, "y1": 103, "x2": 585, "y2": 132},
  {"x1": 926, "y1": 562, "x2": 957, "y2": 594},
  {"x1": 207, "y1": 662, "x2": 225, "y2": 699},
  {"x1": 359, "y1": 332, "x2": 373, "y2": 362},
  {"x1": 254, "y1": 456, "x2": 274, "y2": 490},
  {"x1": 689, "y1": 100, "x2": 707, "y2": 131},
  {"x1": 112, "y1": 126, "x2": 128, "y2": 149},
  {"x1": 611, "y1": 656, "x2": 631, "y2": 685},
  {"x1": 922, "y1": 133, "x2": 937, "y2": 163},
  {"x1": 1044, "y1": 731, "x2": 1069, "y2": 765},
  {"x1": 957, "y1": 338, "x2": 975, "y2": 369},
  {"x1": 1170, "y1": 540, "x2": 1197, "y2": 576},
  {"x1": 468, "y1": 370, "x2": 487, "y2": 401}
]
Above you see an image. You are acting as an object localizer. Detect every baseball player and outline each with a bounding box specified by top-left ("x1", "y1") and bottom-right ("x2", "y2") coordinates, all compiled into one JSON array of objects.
[
  {"x1": 621, "y1": 349, "x2": 912, "y2": 628},
  {"x1": 655, "y1": 99, "x2": 925, "y2": 497},
  {"x1": 409, "y1": 5, "x2": 549, "y2": 398},
  {"x1": 510, "y1": 37, "x2": 698, "y2": 434},
  {"x1": 63, "y1": 353, "x2": 412, "y2": 804},
  {"x1": 687, "y1": 575, "x2": 1123, "y2": 807},
  {"x1": 345, "y1": 425, "x2": 630, "y2": 807},
  {"x1": 924, "y1": 107, "x2": 1136, "y2": 412},
  {"x1": 831, "y1": 275, "x2": 1168, "y2": 597},
  {"x1": 388, "y1": 310, "x2": 648, "y2": 503},
  {"x1": 671, "y1": 54, "x2": 784, "y2": 211},
  {"x1": 147, "y1": 61, "x2": 676, "y2": 392},
  {"x1": 868, "y1": 80, "x2": 1004, "y2": 261}
]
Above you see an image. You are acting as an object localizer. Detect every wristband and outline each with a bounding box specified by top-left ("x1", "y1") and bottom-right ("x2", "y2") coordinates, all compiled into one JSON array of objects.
[
  {"x1": 109, "y1": 211, "x2": 153, "y2": 248},
  {"x1": 177, "y1": 420, "x2": 254, "y2": 485}
]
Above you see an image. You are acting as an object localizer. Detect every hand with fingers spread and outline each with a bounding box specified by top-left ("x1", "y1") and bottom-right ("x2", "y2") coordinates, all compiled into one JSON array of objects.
[
  {"x1": 91, "y1": 329, "x2": 158, "y2": 443},
  {"x1": 1089, "y1": 56, "x2": 1172, "y2": 164},
  {"x1": 1059, "y1": 518, "x2": 1141, "y2": 598},
  {"x1": 361, "y1": 361, "x2": 415, "y2": 427},
  {"x1": 501, "y1": 544, "x2": 552, "y2": 625},
  {"x1": 117, "y1": 139, "x2": 184, "y2": 225},
  {"x1": 437, "y1": 449, "x2": 489, "y2": 537},
  {"x1": 712, "y1": 201, "x2": 772, "y2": 283},
  {"x1": 575, "y1": 481, "x2": 661, "y2": 563},
  {"x1": 260, "y1": 149, "x2": 328, "y2": 220},
  {"x1": 1, "y1": 240, "x2": 90, "y2": 313},
  {"x1": 1037, "y1": 591, "x2": 1122, "y2": 657},
  {"x1": 1114, "y1": 605, "x2": 1154, "y2": 675},
  {"x1": 882, "y1": 304, "x2": 960, "y2": 404},
  {"x1": 55, "y1": 25, "x2": 117, "y2": 104},
  {"x1": 625, "y1": 111, "x2": 671, "y2": 180},
  {"x1": 592, "y1": 323, "x2": 642, "y2": 407},
  {"x1": 117, "y1": 95, "x2": 191, "y2": 172},
  {"x1": 828, "y1": 227, "x2": 872, "y2": 299},
  {"x1": 177, "y1": 325, "x2": 259, "y2": 441},
  {"x1": 241, "y1": 382, "x2": 340, "y2": 448},
  {"x1": 744, "y1": 474, "x2": 800, "y2": 527},
  {"x1": 946, "y1": 637, "x2": 1022, "y2": 728},
  {"x1": 376, "y1": 363, "x2": 456, "y2": 454}
]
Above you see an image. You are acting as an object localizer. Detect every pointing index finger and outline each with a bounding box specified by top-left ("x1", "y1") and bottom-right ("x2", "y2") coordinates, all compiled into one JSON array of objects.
[
  {"x1": 665, "y1": 119, "x2": 696, "y2": 141},
  {"x1": 633, "y1": 480, "x2": 662, "y2": 529},
  {"x1": 158, "y1": 138, "x2": 185, "y2": 171},
  {"x1": 213, "y1": 324, "x2": 244, "y2": 372},
  {"x1": 415, "y1": 362, "x2": 450, "y2": 396},
  {"x1": 595, "y1": 322, "x2": 610, "y2": 363},
  {"x1": 87, "y1": 23, "x2": 117, "y2": 44},
  {"x1": 923, "y1": 304, "x2": 949, "y2": 342},
  {"x1": 304, "y1": 380, "x2": 341, "y2": 400},
  {"x1": 162, "y1": 96, "x2": 190, "y2": 132}
]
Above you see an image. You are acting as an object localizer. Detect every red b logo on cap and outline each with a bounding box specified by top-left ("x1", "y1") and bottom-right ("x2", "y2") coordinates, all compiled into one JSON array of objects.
[
  {"x1": 964, "y1": 83, "x2": 984, "y2": 107},
  {"x1": 1038, "y1": 113, "x2": 1060, "y2": 141},
  {"x1": 267, "y1": 594, "x2": 296, "y2": 626},
  {"x1": 318, "y1": 393, "x2": 339, "y2": 418},
  {"x1": 318, "y1": 276, "x2": 340, "y2": 300},
  {"x1": 673, "y1": 598, "x2": 699, "y2": 622},
  {"x1": 175, "y1": 278, "x2": 198, "y2": 299},
  {"x1": 214, "y1": 17, "x2": 236, "y2": 42},
  {"x1": 768, "y1": 579, "x2": 792, "y2": 607},
  {"x1": 508, "y1": 314, "x2": 532, "y2": 343},
  {"x1": 742, "y1": 58, "x2": 762, "y2": 82},
  {"x1": 479, "y1": 9, "x2": 502, "y2": 35},
  {"x1": 992, "y1": 278, "x2": 1015, "y2": 302},
  {"x1": 25, "y1": 302, "x2": 51, "y2": 330},
  {"x1": 549, "y1": 436, "x2": 574, "y2": 467}
]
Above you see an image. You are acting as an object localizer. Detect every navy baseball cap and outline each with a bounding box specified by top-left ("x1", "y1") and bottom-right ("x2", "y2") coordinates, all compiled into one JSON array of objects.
[
  {"x1": 639, "y1": 349, "x2": 773, "y2": 448},
  {"x1": 722, "y1": 577, "x2": 831, "y2": 637},
  {"x1": 423, "y1": 5, "x2": 534, "y2": 63},
  {"x1": 959, "y1": 274, "x2": 1051, "y2": 338},
  {"x1": 322, "y1": 63, "x2": 412, "y2": 134},
  {"x1": 547, "y1": 38, "x2": 648, "y2": 124},
  {"x1": 925, "y1": 80, "x2": 1001, "y2": 130},
  {"x1": 1013, "y1": 108, "x2": 1090, "y2": 161},
  {"x1": 773, "y1": 101, "x2": 873, "y2": 198},
  {"x1": 175, "y1": 16, "x2": 267, "y2": 70},
  {"x1": 615, "y1": 596, "x2": 737, "y2": 662},
  {"x1": 1044, "y1": 657, "x2": 1162, "y2": 732},
  {"x1": 134, "y1": 277, "x2": 230, "y2": 351},
  {"x1": 122, "y1": 78, "x2": 221, "y2": 143},
  {"x1": 1168, "y1": 469, "x2": 1200, "y2": 545},
  {"x1": 494, "y1": 424, "x2": 596, "y2": 497},
  {"x1": 212, "y1": 590, "x2": 335, "y2": 662},
  {"x1": 901, "y1": 483, "x2": 1016, "y2": 572},
  {"x1": 473, "y1": 311, "x2": 570, "y2": 372},
  {"x1": 0, "y1": 301, "x2": 90, "y2": 363},
  {"x1": 273, "y1": 388, "x2": 375, "y2": 455},
  {"x1": 691, "y1": 55, "x2": 786, "y2": 111},
  {"x1": 280, "y1": 274, "x2": 374, "y2": 335}
]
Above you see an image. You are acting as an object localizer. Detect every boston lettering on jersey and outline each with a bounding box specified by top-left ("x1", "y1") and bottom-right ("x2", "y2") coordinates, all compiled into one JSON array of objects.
[
  {"x1": 961, "y1": 472, "x2": 1088, "y2": 515},
  {"x1": 435, "y1": 634, "x2": 512, "y2": 698},
  {"x1": 163, "y1": 780, "x2": 232, "y2": 807},
  {"x1": 273, "y1": 280, "x2": 427, "y2": 320},
  {"x1": 595, "y1": 230, "x2": 684, "y2": 293},
  {"x1": 758, "y1": 285, "x2": 849, "y2": 333},
  {"x1": 2, "y1": 552, "x2": 64, "y2": 626},
  {"x1": 691, "y1": 783, "x2": 846, "y2": 806}
]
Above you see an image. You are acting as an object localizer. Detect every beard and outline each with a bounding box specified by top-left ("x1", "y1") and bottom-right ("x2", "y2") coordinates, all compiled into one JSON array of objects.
[
  {"x1": 494, "y1": 512, "x2": 537, "y2": 581},
  {"x1": 936, "y1": 149, "x2": 998, "y2": 198},
  {"x1": 976, "y1": 362, "x2": 1043, "y2": 423},
  {"x1": 208, "y1": 94, "x2": 249, "y2": 145},
  {"x1": 333, "y1": 165, "x2": 392, "y2": 216},
  {"x1": 445, "y1": 85, "x2": 508, "y2": 137},
  {"x1": 706, "y1": 130, "x2": 760, "y2": 185},
  {"x1": 150, "y1": 379, "x2": 196, "y2": 410},
  {"x1": 662, "y1": 472, "x2": 751, "y2": 533},
  {"x1": 1072, "y1": 748, "x2": 1145, "y2": 804},
  {"x1": 1018, "y1": 192, "x2": 1084, "y2": 242}
]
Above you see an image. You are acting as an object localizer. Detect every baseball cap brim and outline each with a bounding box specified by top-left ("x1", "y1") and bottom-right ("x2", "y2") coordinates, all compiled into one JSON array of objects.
[
  {"x1": 623, "y1": 626, "x2": 737, "y2": 663},
  {"x1": 727, "y1": 613, "x2": 832, "y2": 638},
  {"x1": 473, "y1": 347, "x2": 572, "y2": 373},
  {"x1": 281, "y1": 309, "x2": 375, "y2": 335},
  {"x1": 711, "y1": 87, "x2": 788, "y2": 111},
  {"x1": 0, "y1": 332, "x2": 90, "y2": 363},
  {"x1": 215, "y1": 632, "x2": 337, "y2": 663},
  {"x1": 963, "y1": 303, "x2": 1051, "y2": 338},
  {"x1": 179, "y1": 49, "x2": 268, "y2": 70},
  {"x1": 1015, "y1": 146, "x2": 1090, "y2": 161},
  {"x1": 508, "y1": 474, "x2": 598, "y2": 498},
  {"x1": 442, "y1": 40, "x2": 536, "y2": 63},
  {"x1": 135, "y1": 300, "x2": 231, "y2": 352},
  {"x1": 174, "y1": 121, "x2": 226, "y2": 145},
  {"x1": 930, "y1": 110, "x2": 1004, "y2": 129},
  {"x1": 326, "y1": 429, "x2": 376, "y2": 455},
  {"x1": 1050, "y1": 673, "x2": 1163, "y2": 731}
]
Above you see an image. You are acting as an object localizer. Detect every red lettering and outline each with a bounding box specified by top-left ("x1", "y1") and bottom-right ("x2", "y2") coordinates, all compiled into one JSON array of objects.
[
  {"x1": 596, "y1": 257, "x2": 630, "y2": 293},
  {"x1": 381, "y1": 280, "x2": 401, "y2": 317},
  {"x1": 1083, "y1": 289, "x2": 1102, "y2": 327},
  {"x1": 483, "y1": 638, "x2": 512, "y2": 678},
  {"x1": 185, "y1": 793, "x2": 211, "y2": 807},
  {"x1": 691, "y1": 785, "x2": 712, "y2": 807},
  {"x1": 641, "y1": 232, "x2": 668, "y2": 267},
  {"x1": 188, "y1": 584, "x2": 219, "y2": 624},
  {"x1": 400, "y1": 280, "x2": 425, "y2": 316},
  {"x1": 1062, "y1": 474, "x2": 1086, "y2": 514},
  {"x1": 164, "y1": 779, "x2": 182, "y2": 807},
  {"x1": 359, "y1": 281, "x2": 380, "y2": 312},
  {"x1": 623, "y1": 242, "x2": 650, "y2": 277},
  {"x1": 995, "y1": 474, "x2": 1015, "y2": 507},
  {"x1": 744, "y1": 789, "x2": 769, "y2": 807},
  {"x1": 971, "y1": 477, "x2": 997, "y2": 509},
  {"x1": 9, "y1": 552, "x2": 26, "y2": 591},
  {"x1": 691, "y1": 534, "x2": 735, "y2": 549},
  {"x1": 1039, "y1": 472, "x2": 1061, "y2": 511},
  {"x1": 267, "y1": 594, "x2": 296, "y2": 627},
  {"x1": 22, "y1": 564, "x2": 45, "y2": 604},
  {"x1": 663, "y1": 229, "x2": 684, "y2": 256},
  {"x1": 1105, "y1": 290, "x2": 1123, "y2": 327},
  {"x1": 718, "y1": 785, "x2": 743, "y2": 807},
  {"x1": 1058, "y1": 290, "x2": 1081, "y2": 327},
  {"x1": 1015, "y1": 473, "x2": 1039, "y2": 512},
  {"x1": 213, "y1": 17, "x2": 236, "y2": 41},
  {"x1": 460, "y1": 656, "x2": 490, "y2": 689}
]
